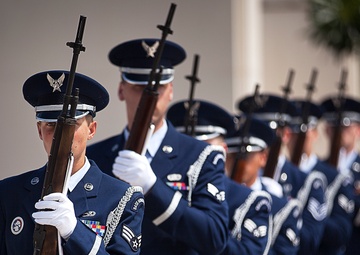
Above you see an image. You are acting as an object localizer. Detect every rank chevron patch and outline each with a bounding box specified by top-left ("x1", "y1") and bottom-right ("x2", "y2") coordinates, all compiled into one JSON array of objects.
[
  {"x1": 307, "y1": 198, "x2": 327, "y2": 221},
  {"x1": 286, "y1": 228, "x2": 300, "y2": 247},
  {"x1": 338, "y1": 194, "x2": 354, "y2": 214},
  {"x1": 207, "y1": 183, "x2": 225, "y2": 202},
  {"x1": 122, "y1": 224, "x2": 142, "y2": 252},
  {"x1": 243, "y1": 218, "x2": 267, "y2": 238}
]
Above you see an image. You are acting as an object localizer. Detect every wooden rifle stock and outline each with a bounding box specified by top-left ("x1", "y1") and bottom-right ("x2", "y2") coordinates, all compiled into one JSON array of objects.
[
  {"x1": 231, "y1": 151, "x2": 248, "y2": 184},
  {"x1": 125, "y1": 3, "x2": 177, "y2": 154},
  {"x1": 263, "y1": 69, "x2": 294, "y2": 178},
  {"x1": 262, "y1": 136, "x2": 282, "y2": 178},
  {"x1": 33, "y1": 15, "x2": 86, "y2": 255},
  {"x1": 231, "y1": 85, "x2": 260, "y2": 183},
  {"x1": 184, "y1": 54, "x2": 201, "y2": 136},
  {"x1": 290, "y1": 68, "x2": 317, "y2": 166},
  {"x1": 327, "y1": 69, "x2": 347, "y2": 167}
]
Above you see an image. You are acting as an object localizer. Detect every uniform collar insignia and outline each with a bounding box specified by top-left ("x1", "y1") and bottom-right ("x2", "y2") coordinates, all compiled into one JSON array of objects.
[
  {"x1": 47, "y1": 72, "x2": 65, "y2": 92},
  {"x1": 141, "y1": 40, "x2": 159, "y2": 58}
]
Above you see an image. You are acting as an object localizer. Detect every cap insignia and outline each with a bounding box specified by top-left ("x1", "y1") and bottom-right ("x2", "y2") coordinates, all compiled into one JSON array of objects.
[
  {"x1": 141, "y1": 40, "x2": 159, "y2": 58},
  {"x1": 184, "y1": 101, "x2": 200, "y2": 117},
  {"x1": 47, "y1": 73, "x2": 65, "y2": 92}
]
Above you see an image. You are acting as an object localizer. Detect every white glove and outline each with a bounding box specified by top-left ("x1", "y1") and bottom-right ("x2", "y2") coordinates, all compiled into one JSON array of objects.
[
  {"x1": 113, "y1": 150, "x2": 157, "y2": 194},
  {"x1": 32, "y1": 193, "x2": 77, "y2": 240}
]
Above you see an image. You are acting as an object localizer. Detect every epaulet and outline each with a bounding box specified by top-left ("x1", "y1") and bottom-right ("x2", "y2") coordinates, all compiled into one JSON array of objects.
[
  {"x1": 272, "y1": 198, "x2": 302, "y2": 246},
  {"x1": 103, "y1": 186, "x2": 143, "y2": 247},
  {"x1": 186, "y1": 145, "x2": 225, "y2": 206}
]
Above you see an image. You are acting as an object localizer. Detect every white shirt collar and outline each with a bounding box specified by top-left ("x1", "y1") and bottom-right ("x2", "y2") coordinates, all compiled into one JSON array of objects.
[
  {"x1": 338, "y1": 148, "x2": 357, "y2": 175},
  {"x1": 124, "y1": 119, "x2": 168, "y2": 160},
  {"x1": 250, "y1": 177, "x2": 262, "y2": 191},
  {"x1": 299, "y1": 153, "x2": 318, "y2": 174},
  {"x1": 147, "y1": 120, "x2": 167, "y2": 158},
  {"x1": 273, "y1": 154, "x2": 286, "y2": 182},
  {"x1": 68, "y1": 157, "x2": 91, "y2": 192}
]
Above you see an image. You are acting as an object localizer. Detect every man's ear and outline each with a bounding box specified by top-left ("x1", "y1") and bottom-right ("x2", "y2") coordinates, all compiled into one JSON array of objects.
[
  {"x1": 88, "y1": 121, "x2": 97, "y2": 140},
  {"x1": 118, "y1": 81, "x2": 125, "y2": 101},
  {"x1": 37, "y1": 122, "x2": 43, "y2": 140},
  {"x1": 168, "y1": 82, "x2": 174, "y2": 101},
  {"x1": 282, "y1": 126, "x2": 292, "y2": 144},
  {"x1": 259, "y1": 150, "x2": 268, "y2": 167}
]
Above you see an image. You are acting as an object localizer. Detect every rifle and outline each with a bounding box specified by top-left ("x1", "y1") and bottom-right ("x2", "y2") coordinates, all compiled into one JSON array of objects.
[
  {"x1": 262, "y1": 69, "x2": 294, "y2": 178},
  {"x1": 184, "y1": 54, "x2": 201, "y2": 136},
  {"x1": 125, "y1": 3, "x2": 177, "y2": 154},
  {"x1": 327, "y1": 69, "x2": 347, "y2": 167},
  {"x1": 290, "y1": 68, "x2": 317, "y2": 166},
  {"x1": 231, "y1": 84, "x2": 260, "y2": 183},
  {"x1": 33, "y1": 15, "x2": 86, "y2": 255}
]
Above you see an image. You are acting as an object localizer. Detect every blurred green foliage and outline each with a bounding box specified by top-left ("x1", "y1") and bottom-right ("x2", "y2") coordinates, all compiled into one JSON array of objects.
[{"x1": 307, "y1": 0, "x2": 360, "y2": 57}]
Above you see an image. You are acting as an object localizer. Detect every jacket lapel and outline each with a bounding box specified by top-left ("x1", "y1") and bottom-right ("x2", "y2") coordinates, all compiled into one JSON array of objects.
[{"x1": 68, "y1": 163, "x2": 103, "y2": 217}]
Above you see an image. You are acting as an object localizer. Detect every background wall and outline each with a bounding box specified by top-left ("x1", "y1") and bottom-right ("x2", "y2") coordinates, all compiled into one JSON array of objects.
[{"x1": 1, "y1": 0, "x2": 358, "y2": 179}]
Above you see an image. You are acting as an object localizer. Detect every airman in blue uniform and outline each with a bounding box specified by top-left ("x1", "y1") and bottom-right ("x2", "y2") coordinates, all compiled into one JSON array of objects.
[
  {"x1": 225, "y1": 115, "x2": 302, "y2": 255},
  {"x1": 86, "y1": 39, "x2": 228, "y2": 255},
  {"x1": 287, "y1": 99, "x2": 355, "y2": 254},
  {"x1": 238, "y1": 94, "x2": 327, "y2": 255},
  {"x1": 321, "y1": 97, "x2": 360, "y2": 255},
  {"x1": 0, "y1": 70, "x2": 144, "y2": 255},
  {"x1": 167, "y1": 99, "x2": 273, "y2": 254}
]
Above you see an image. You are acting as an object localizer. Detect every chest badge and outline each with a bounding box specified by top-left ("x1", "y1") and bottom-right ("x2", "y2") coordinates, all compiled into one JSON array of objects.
[
  {"x1": 167, "y1": 173, "x2": 182, "y2": 181},
  {"x1": 166, "y1": 182, "x2": 189, "y2": 191},
  {"x1": 11, "y1": 216, "x2": 24, "y2": 235}
]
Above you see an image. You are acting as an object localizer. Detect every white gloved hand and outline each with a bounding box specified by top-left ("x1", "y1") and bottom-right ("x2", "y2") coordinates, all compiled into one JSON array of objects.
[
  {"x1": 32, "y1": 193, "x2": 77, "y2": 240},
  {"x1": 113, "y1": 150, "x2": 157, "y2": 194}
]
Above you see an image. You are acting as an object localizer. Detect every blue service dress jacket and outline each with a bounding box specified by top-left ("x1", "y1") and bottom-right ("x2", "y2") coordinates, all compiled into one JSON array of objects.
[
  {"x1": 261, "y1": 177, "x2": 302, "y2": 255},
  {"x1": 344, "y1": 154, "x2": 360, "y2": 255},
  {"x1": 269, "y1": 195, "x2": 302, "y2": 255},
  {"x1": 87, "y1": 121, "x2": 229, "y2": 255},
  {"x1": 276, "y1": 159, "x2": 327, "y2": 255},
  {"x1": 306, "y1": 159, "x2": 354, "y2": 255},
  {"x1": 221, "y1": 177, "x2": 272, "y2": 255},
  {"x1": 0, "y1": 160, "x2": 144, "y2": 255}
]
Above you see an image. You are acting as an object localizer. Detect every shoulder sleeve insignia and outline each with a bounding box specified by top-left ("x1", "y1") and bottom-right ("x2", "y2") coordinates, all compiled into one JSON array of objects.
[
  {"x1": 255, "y1": 198, "x2": 271, "y2": 212},
  {"x1": 131, "y1": 197, "x2": 145, "y2": 212},
  {"x1": 122, "y1": 224, "x2": 142, "y2": 252}
]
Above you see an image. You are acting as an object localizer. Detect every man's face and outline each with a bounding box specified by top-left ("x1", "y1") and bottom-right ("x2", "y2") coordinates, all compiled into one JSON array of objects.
[
  {"x1": 37, "y1": 116, "x2": 96, "y2": 172},
  {"x1": 118, "y1": 81, "x2": 173, "y2": 131},
  {"x1": 287, "y1": 128, "x2": 318, "y2": 156},
  {"x1": 325, "y1": 123, "x2": 360, "y2": 151},
  {"x1": 228, "y1": 150, "x2": 267, "y2": 186}
]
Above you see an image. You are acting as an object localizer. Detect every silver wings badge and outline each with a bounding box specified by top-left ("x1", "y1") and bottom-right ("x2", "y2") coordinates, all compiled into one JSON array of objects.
[
  {"x1": 47, "y1": 73, "x2": 65, "y2": 92},
  {"x1": 141, "y1": 40, "x2": 159, "y2": 58}
]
